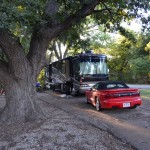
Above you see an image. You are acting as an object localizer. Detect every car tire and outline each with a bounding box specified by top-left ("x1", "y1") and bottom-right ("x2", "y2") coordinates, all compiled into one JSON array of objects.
[
  {"x1": 95, "y1": 97, "x2": 103, "y2": 111},
  {"x1": 72, "y1": 86, "x2": 79, "y2": 96},
  {"x1": 129, "y1": 105, "x2": 137, "y2": 109}
]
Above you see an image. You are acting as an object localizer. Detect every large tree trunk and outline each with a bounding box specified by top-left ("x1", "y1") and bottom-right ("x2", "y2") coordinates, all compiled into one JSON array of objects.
[
  {"x1": 0, "y1": 71, "x2": 45, "y2": 124},
  {"x1": 0, "y1": 29, "x2": 47, "y2": 124}
]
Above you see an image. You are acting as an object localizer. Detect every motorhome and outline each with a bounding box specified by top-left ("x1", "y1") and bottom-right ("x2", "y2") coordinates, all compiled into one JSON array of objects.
[{"x1": 49, "y1": 50, "x2": 109, "y2": 94}]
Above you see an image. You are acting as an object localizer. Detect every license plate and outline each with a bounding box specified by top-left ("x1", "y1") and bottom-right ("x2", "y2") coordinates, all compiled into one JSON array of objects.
[{"x1": 123, "y1": 103, "x2": 130, "y2": 107}]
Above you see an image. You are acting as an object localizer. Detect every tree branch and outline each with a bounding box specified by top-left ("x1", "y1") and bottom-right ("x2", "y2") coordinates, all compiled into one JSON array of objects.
[
  {"x1": 27, "y1": 29, "x2": 49, "y2": 77},
  {"x1": 0, "y1": 29, "x2": 30, "y2": 79},
  {"x1": 102, "y1": 2, "x2": 115, "y2": 22},
  {"x1": 50, "y1": 0, "x2": 103, "y2": 35},
  {"x1": 57, "y1": 41, "x2": 62, "y2": 59},
  {"x1": 51, "y1": 40, "x2": 60, "y2": 60},
  {"x1": 27, "y1": 0, "x2": 103, "y2": 75},
  {"x1": 93, "y1": 8, "x2": 112, "y2": 14},
  {"x1": 63, "y1": 45, "x2": 69, "y2": 58},
  {"x1": 0, "y1": 29, "x2": 25, "y2": 60}
]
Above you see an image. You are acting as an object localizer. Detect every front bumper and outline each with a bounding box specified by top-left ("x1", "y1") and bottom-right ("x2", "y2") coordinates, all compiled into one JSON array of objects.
[{"x1": 79, "y1": 83, "x2": 96, "y2": 93}]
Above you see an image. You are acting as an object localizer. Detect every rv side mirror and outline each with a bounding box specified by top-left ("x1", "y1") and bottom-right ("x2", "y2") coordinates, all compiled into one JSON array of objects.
[{"x1": 107, "y1": 69, "x2": 109, "y2": 73}]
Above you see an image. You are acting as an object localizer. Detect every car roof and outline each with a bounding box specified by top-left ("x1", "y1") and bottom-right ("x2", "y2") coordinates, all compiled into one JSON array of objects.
[
  {"x1": 97, "y1": 81, "x2": 126, "y2": 85},
  {"x1": 94, "y1": 81, "x2": 129, "y2": 90}
]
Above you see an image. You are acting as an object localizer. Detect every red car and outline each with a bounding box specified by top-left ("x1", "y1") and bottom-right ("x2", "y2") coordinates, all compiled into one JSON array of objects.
[{"x1": 85, "y1": 81, "x2": 142, "y2": 111}]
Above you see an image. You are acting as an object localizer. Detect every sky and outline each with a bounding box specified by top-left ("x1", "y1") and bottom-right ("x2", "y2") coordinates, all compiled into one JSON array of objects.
[
  {"x1": 122, "y1": 10, "x2": 150, "y2": 32},
  {"x1": 121, "y1": 20, "x2": 142, "y2": 32}
]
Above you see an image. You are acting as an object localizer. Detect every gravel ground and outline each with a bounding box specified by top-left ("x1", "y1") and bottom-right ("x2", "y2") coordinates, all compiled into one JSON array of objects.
[{"x1": 0, "y1": 94, "x2": 134, "y2": 150}]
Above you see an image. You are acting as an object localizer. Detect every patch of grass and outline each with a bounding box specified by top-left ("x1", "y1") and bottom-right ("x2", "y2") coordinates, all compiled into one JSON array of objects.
[{"x1": 140, "y1": 89, "x2": 150, "y2": 99}]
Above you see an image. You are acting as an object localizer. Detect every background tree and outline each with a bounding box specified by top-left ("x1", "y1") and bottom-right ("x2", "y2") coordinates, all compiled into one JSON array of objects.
[
  {"x1": 108, "y1": 29, "x2": 150, "y2": 83},
  {"x1": 129, "y1": 33, "x2": 150, "y2": 83},
  {"x1": 48, "y1": 25, "x2": 90, "y2": 62},
  {"x1": 108, "y1": 28, "x2": 137, "y2": 80},
  {"x1": 0, "y1": 0, "x2": 149, "y2": 123},
  {"x1": 48, "y1": 20, "x2": 114, "y2": 62},
  {"x1": 81, "y1": 24, "x2": 114, "y2": 54}
]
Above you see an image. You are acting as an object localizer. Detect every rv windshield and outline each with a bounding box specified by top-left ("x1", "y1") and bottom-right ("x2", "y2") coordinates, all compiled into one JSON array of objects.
[{"x1": 80, "y1": 60, "x2": 108, "y2": 75}]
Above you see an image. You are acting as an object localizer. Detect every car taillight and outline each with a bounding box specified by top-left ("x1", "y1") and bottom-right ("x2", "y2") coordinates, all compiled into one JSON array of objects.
[
  {"x1": 105, "y1": 92, "x2": 140, "y2": 99},
  {"x1": 105, "y1": 94, "x2": 118, "y2": 99},
  {"x1": 131, "y1": 92, "x2": 140, "y2": 96}
]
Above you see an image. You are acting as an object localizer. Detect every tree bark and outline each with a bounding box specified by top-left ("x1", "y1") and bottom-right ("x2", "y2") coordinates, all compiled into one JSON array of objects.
[
  {"x1": 0, "y1": 29, "x2": 46, "y2": 124},
  {"x1": 0, "y1": 78, "x2": 45, "y2": 123},
  {"x1": 0, "y1": 58, "x2": 46, "y2": 123}
]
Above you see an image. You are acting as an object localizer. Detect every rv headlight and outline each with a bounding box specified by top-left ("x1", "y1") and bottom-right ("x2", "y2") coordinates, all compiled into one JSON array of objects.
[{"x1": 80, "y1": 84, "x2": 89, "y2": 87}]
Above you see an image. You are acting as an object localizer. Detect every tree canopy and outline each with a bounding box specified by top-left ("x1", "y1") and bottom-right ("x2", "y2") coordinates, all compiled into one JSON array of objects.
[{"x1": 107, "y1": 29, "x2": 150, "y2": 83}]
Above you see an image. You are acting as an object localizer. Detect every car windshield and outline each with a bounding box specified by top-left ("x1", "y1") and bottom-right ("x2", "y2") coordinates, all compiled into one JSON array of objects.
[
  {"x1": 106, "y1": 83, "x2": 128, "y2": 89},
  {"x1": 97, "y1": 82, "x2": 129, "y2": 90},
  {"x1": 80, "y1": 60, "x2": 108, "y2": 75}
]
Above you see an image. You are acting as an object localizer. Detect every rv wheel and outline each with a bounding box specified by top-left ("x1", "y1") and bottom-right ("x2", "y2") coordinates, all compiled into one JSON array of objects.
[
  {"x1": 52, "y1": 85, "x2": 55, "y2": 91},
  {"x1": 65, "y1": 85, "x2": 71, "y2": 94}
]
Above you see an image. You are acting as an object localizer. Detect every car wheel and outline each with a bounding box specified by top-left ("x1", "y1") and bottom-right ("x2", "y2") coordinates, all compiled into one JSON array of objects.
[
  {"x1": 95, "y1": 97, "x2": 103, "y2": 111},
  {"x1": 72, "y1": 86, "x2": 79, "y2": 96},
  {"x1": 129, "y1": 105, "x2": 137, "y2": 109}
]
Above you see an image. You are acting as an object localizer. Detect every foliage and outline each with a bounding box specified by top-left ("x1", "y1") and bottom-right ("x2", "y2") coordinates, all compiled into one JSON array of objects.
[
  {"x1": 0, "y1": 0, "x2": 46, "y2": 29},
  {"x1": 48, "y1": 24, "x2": 91, "y2": 62},
  {"x1": 48, "y1": 19, "x2": 115, "y2": 62},
  {"x1": 108, "y1": 34, "x2": 132, "y2": 80},
  {"x1": 108, "y1": 29, "x2": 150, "y2": 83},
  {"x1": 130, "y1": 57, "x2": 150, "y2": 80},
  {"x1": 140, "y1": 89, "x2": 150, "y2": 99},
  {"x1": 129, "y1": 33, "x2": 150, "y2": 83},
  {"x1": 37, "y1": 69, "x2": 45, "y2": 87},
  {"x1": 0, "y1": 0, "x2": 46, "y2": 54},
  {"x1": 0, "y1": 0, "x2": 149, "y2": 52},
  {"x1": 79, "y1": 20, "x2": 114, "y2": 54}
]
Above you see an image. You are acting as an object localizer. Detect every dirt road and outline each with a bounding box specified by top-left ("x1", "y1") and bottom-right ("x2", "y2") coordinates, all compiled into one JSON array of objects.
[
  {"x1": 0, "y1": 91, "x2": 149, "y2": 150},
  {"x1": 41, "y1": 91, "x2": 150, "y2": 150},
  {"x1": 0, "y1": 93, "x2": 134, "y2": 150}
]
